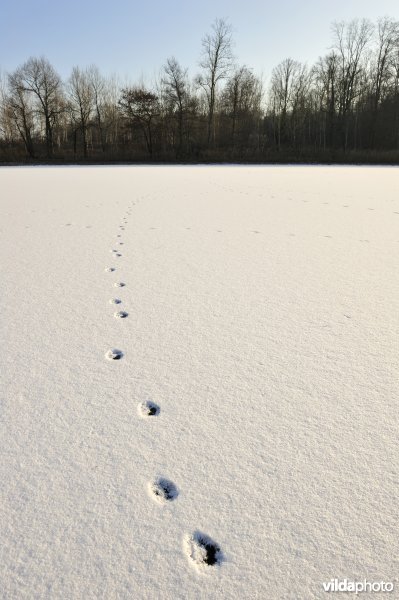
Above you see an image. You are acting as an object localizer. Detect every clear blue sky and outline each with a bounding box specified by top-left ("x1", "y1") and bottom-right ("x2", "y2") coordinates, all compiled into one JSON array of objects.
[{"x1": 1, "y1": 0, "x2": 398, "y2": 83}]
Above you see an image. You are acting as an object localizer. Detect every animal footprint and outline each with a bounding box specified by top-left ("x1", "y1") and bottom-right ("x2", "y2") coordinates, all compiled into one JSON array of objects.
[
  {"x1": 149, "y1": 478, "x2": 178, "y2": 503},
  {"x1": 109, "y1": 298, "x2": 122, "y2": 305},
  {"x1": 138, "y1": 400, "x2": 160, "y2": 417},
  {"x1": 185, "y1": 532, "x2": 223, "y2": 567},
  {"x1": 114, "y1": 311, "x2": 128, "y2": 319},
  {"x1": 105, "y1": 267, "x2": 116, "y2": 272},
  {"x1": 114, "y1": 282, "x2": 126, "y2": 288},
  {"x1": 105, "y1": 348, "x2": 124, "y2": 360},
  {"x1": 115, "y1": 253, "x2": 122, "y2": 257}
]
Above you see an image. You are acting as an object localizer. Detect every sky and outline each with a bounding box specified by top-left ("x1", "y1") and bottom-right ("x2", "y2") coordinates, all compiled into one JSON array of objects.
[{"x1": 1, "y1": 0, "x2": 399, "y2": 85}]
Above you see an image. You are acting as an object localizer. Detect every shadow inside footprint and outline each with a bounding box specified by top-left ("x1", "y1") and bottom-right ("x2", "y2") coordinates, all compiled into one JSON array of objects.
[
  {"x1": 114, "y1": 311, "x2": 128, "y2": 318},
  {"x1": 138, "y1": 400, "x2": 160, "y2": 417},
  {"x1": 185, "y1": 531, "x2": 223, "y2": 567},
  {"x1": 149, "y1": 478, "x2": 178, "y2": 503},
  {"x1": 105, "y1": 348, "x2": 124, "y2": 360}
]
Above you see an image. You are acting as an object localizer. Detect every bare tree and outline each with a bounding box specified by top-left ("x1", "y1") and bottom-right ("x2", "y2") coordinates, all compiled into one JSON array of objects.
[
  {"x1": 6, "y1": 69, "x2": 36, "y2": 157},
  {"x1": 67, "y1": 66, "x2": 94, "y2": 157},
  {"x1": 162, "y1": 57, "x2": 189, "y2": 157},
  {"x1": 119, "y1": 87, "x2": 160, "y2": 156},
  {"x1": 369, "y1": 17, "x2": 399, "y2": 145},
  {"x1": 88, "y1": 65, "x2": 107, "y2": 152},
  {"x1": 16, "y1": 57, "x2": 63, "y2": 157},
  {"x1": 0, "y1": 71, "x2": 17, "y2": 149},
  {"x1": 197, "y1": 18, "x2": 234, "y2": 147},
  {"x1": 222, "y1": 66, "x2": 262, "y2": 148},
  {"x1": 97, "y1": 72, "x2": 121, "y2": 153},
  {"x1": 313, "y1": 53, "x2": 339, "y2": 148},
  {"x1": 332, "y1": 19, "x2": 374, "y2": 149},
  {"x1": 269, "y1": 58, "x2": 306, "y2": 149}
]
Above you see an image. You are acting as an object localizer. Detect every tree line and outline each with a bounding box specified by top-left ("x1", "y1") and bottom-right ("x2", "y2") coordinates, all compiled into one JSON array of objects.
[{"x1": 1, "y1": 17, "x2": 399, "y2": 163}]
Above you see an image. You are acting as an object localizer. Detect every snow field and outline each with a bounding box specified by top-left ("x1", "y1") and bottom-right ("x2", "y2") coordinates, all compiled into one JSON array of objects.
[{"x1": 0, "y1": 165, "x2": 398, "y2": 599}]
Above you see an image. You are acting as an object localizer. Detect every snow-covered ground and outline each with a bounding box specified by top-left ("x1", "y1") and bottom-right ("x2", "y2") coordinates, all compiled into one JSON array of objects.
[{"x1": 1, "y1": 165, "x2": 398, "y2": 599}]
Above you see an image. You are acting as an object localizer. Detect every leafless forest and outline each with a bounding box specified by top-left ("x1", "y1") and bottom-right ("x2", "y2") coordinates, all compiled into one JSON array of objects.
[{"x1": 1, "y1": 17, "x2": 399, "y2": 163}]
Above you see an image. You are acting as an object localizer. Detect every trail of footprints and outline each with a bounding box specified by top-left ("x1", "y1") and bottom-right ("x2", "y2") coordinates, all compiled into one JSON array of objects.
[{"x1": 103, "y1": 200, "x2": 223, "y2": 570}]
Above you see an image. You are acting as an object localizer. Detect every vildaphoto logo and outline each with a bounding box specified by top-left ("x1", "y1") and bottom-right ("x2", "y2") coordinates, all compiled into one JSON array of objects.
[{"x1": 322, "y1": 579, "x2": 394, "y2": 594}]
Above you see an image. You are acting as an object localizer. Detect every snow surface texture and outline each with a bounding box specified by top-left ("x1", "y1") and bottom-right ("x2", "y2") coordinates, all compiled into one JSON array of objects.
[{"x1": 1, "y1": 166, "x2": 398, "y2": 599}]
